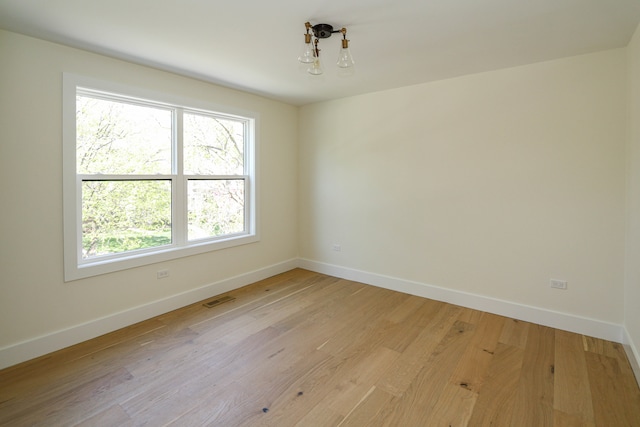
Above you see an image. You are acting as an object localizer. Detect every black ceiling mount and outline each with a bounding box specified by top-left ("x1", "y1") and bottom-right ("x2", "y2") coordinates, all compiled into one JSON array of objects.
[{"x1": 312, "y1": 24, "x2": 336, "y2": 38}]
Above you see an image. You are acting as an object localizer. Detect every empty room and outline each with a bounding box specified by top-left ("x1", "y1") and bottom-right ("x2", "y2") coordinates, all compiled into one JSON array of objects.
[{"x1": 1, "y1": 0, "x2": 640, "y2": 425}]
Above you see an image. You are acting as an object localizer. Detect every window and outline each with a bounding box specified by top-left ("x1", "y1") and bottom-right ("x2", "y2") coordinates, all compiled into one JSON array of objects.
[{"x1": 63, "y1": 74, "x2": 258, "y2": 281}]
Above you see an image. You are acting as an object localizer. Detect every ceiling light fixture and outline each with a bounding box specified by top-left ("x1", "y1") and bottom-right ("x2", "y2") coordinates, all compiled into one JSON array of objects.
[{"x1": 298, "y1": 22, "x2": 354, "y2": 76}]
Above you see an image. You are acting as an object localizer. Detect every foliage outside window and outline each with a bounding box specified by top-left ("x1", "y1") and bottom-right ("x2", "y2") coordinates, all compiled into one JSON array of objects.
[{"x1": 63, "y1": 74, "x2": 258, "y2": 281}]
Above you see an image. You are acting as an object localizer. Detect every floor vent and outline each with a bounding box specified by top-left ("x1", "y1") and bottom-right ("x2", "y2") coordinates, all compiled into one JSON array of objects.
[{"x1": 203, "y1": 295, "x2": 235, "y2": 308}]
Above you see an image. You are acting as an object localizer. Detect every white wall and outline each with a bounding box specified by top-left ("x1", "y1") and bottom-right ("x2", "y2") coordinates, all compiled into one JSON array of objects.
[
  {"x1": 0, "y1": 28, "x2": 635, "y2": 369},
  {"x1": 299, "y1": 49, "x2": 627, "y2": 329},
  {"x1": 625, "y1": 23, "x2": 640, "y2": 376},
  {"x1": 0, "y1": 31, "x2": 298, "y2": 367}
]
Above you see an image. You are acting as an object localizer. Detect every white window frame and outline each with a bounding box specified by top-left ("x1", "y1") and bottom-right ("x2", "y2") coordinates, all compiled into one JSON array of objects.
[{"x1": 63, "y1": 73, "x2": 259, "y2": 281}]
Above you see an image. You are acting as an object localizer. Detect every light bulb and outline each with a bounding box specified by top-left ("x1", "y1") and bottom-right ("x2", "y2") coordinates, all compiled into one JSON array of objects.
[
  {"x1": 298, "y1": 33, "x2": 314, "y2": 64},
  {"x1": 308, "y1": 57, "x2": 323, "y2": 75}
]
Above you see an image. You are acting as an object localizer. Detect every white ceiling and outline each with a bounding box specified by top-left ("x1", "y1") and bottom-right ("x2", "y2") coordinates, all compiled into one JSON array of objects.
[{"x1": 1, "y1": 0, "x2": 639, "y2": 106}]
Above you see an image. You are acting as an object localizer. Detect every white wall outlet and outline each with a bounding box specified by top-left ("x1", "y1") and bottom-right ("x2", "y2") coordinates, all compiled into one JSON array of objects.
[
  {"x1": 332, "y1": 244, "x2": 342, "y2": 252},
  {"x1": 550, "y1": 279, "x2": 568, "y2": 290},
  {"x1": 157, "y1": 269, "x2": 170, "y2": 279}
]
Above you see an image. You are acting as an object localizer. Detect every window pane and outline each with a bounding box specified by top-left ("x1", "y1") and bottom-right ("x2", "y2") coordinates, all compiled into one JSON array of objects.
[
  {"x1": 188, "y1": 180, "x2": 244, "y2": 240},
  {"x1": 183, "y1": 113, "x2": 244, "y2": 175},
  {"x1": 76, "y1": 95, "x2": 172, "y2": 174},
  {"x1": 82, "y1": 180, "x2": 172, "y2": 258}
]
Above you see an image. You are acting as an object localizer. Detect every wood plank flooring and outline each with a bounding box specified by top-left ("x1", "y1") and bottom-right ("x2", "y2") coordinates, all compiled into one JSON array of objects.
[{"x1": 1, "y1": 269, "x2": 639, "y2": 426}]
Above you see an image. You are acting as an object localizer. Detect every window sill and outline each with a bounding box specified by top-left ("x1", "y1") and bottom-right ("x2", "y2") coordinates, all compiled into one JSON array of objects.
[{"x1": 64, "y1": 233, "x2": 259, "y2": 282}]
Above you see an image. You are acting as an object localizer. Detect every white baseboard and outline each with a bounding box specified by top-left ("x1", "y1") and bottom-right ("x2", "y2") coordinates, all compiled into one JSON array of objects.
[
  {"x1": 0, "y1": 258, "x2": 298, "y2": 370},
  {"x1": 1, "y1": 257, "x2": 631, "y2": 373},
  {"x1": 298, "y1": 259, "x2": 624, "y2": 343},
  {"x1": 623, "y1": 327, "x2": 640, "y2": 388}
]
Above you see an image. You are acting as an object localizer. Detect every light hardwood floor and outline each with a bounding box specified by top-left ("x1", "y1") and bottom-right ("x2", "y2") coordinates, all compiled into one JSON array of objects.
[{"x1": 1, "y1": 269, "x2": 639, "y2": 426}]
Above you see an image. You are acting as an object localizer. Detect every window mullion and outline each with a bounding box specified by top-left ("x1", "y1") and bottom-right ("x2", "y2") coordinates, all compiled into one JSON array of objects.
[{"x1": 174, "y1": 107, "x2": 186, "y2": 247}]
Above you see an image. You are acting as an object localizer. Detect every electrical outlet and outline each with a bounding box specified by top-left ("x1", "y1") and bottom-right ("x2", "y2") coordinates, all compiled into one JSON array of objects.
[
  {"x1": 332, "y1": 244, "x2": 342, "y2": 252},
  {"x1": 157, "y1": 270, "x2": 170, "y2": 279},
  {"x1": 550, "y1": 279, "x2": 567, "y2": 290}
]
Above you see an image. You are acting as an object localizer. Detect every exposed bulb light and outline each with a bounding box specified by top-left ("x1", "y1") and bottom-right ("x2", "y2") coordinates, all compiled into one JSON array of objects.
[
  {"x1": 298, "y1": 24, "x2": 315, "y2": 63},
  {"x1": 308, "y1": 39, "x2": 323, "y2": 75},
  {"x1": 298, "y1": 22, "x2": 354, "y2": 75},
  {"x1": 336, "y1": 29, "x2": 355, "y2": 68}
]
